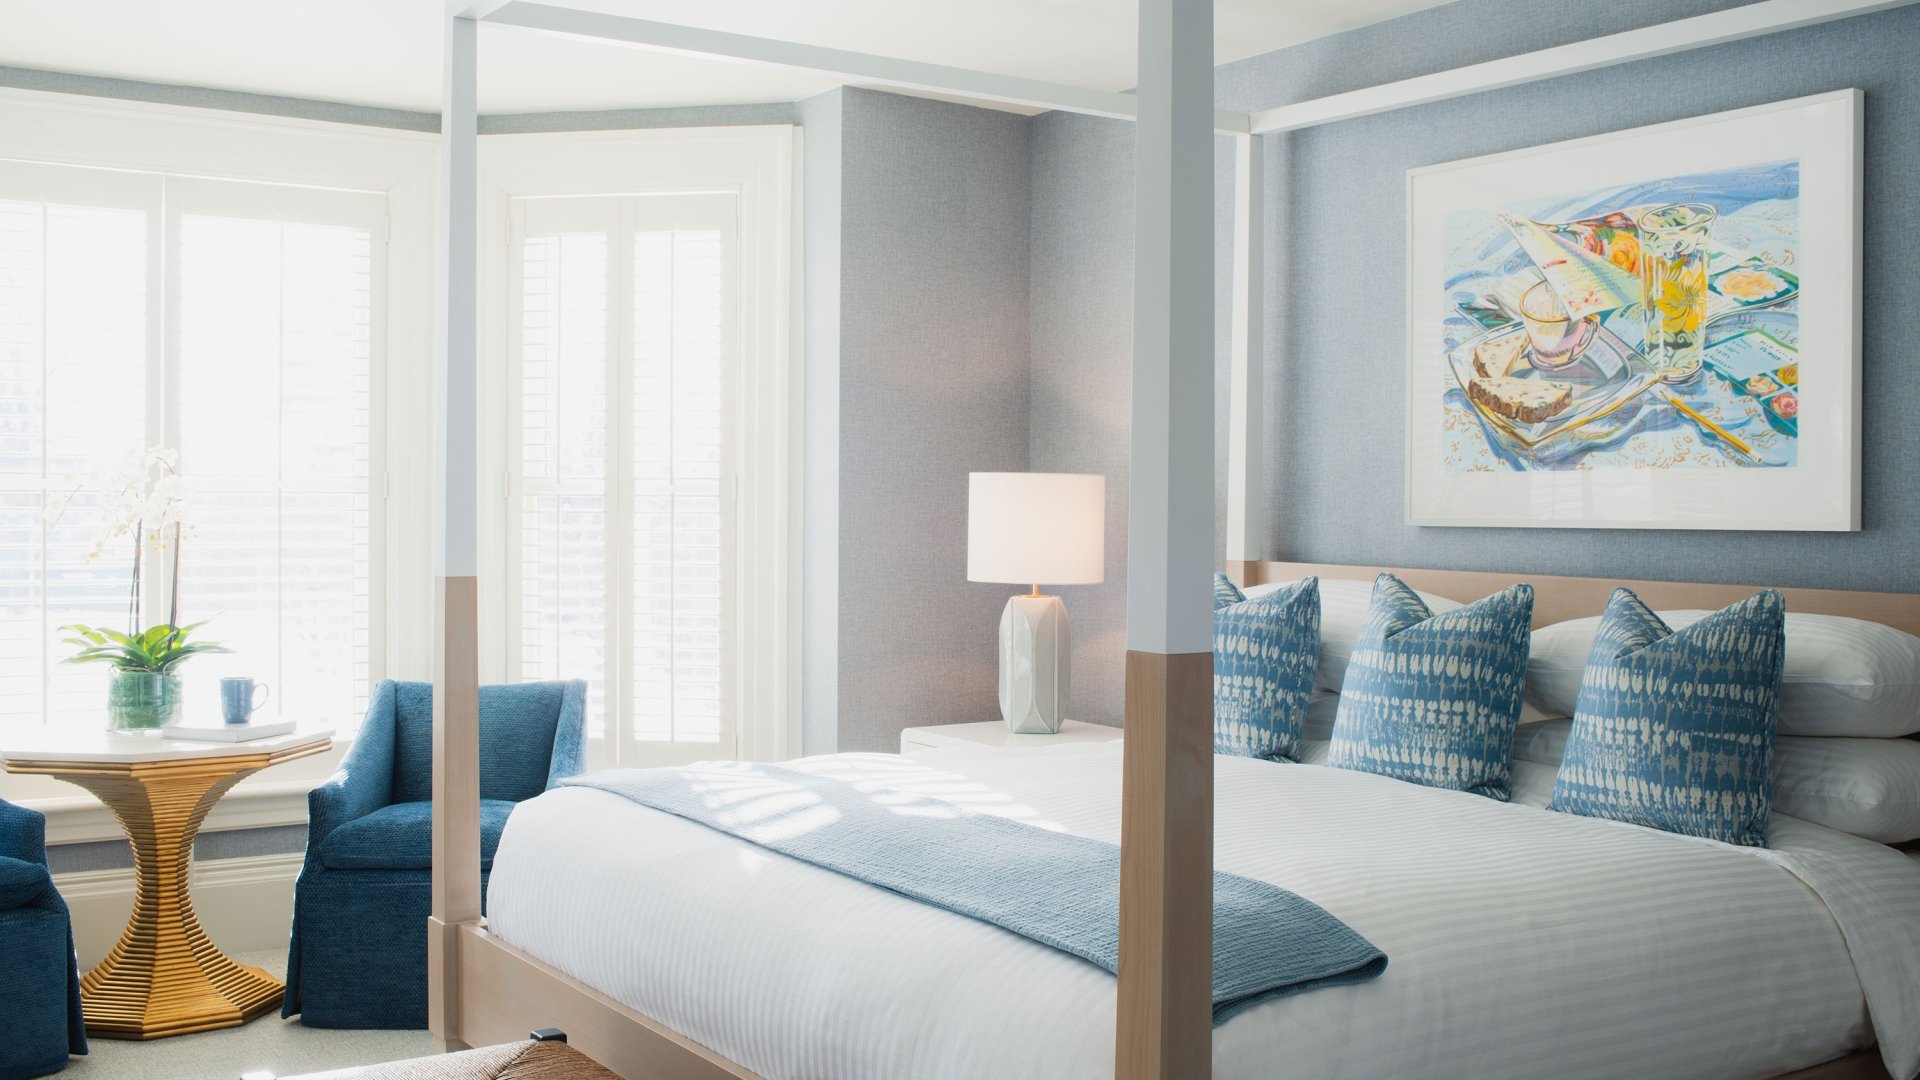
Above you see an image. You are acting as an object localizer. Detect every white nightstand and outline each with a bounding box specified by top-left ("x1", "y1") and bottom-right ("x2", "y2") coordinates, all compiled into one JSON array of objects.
[{"x1": 899, "y1": 719, "x2": 1123, "y2": 754}]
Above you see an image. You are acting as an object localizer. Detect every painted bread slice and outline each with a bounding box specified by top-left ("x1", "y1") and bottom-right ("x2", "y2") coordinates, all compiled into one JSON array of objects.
[
  {"x1": 1468, "y1": 375, "x2": 1573, "y2": 424},
  {"x1": 1472, "y1": 333, "x2": 1529, "y2": 379}
]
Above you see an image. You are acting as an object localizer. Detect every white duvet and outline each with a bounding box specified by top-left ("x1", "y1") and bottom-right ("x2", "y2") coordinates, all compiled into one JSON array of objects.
[{"x1": 486, "y1": 744, "x2": 1920, "y2": 1080}]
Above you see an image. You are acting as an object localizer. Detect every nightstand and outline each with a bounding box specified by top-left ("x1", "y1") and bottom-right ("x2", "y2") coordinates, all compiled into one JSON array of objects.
[{"x1": 899, "y1": 719, "x2": 1123, "y2": 754}]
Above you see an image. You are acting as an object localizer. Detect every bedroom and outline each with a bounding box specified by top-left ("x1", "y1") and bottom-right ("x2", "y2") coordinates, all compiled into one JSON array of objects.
[{"x1": 0, "y1": 0, "x2": 1916, "y2": 1078}]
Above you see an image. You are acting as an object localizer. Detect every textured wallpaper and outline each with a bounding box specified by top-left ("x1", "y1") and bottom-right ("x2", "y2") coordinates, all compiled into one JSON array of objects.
[
  {"x1": 1220, "y1": 0, "x2": 1920, "y2": 591},
  {"x1": 1028, "y1": 1, "x2": 1920, "y2": 726},
  {"x1": 810, "y1": 89, "x2": 1036, "y2": 752}
]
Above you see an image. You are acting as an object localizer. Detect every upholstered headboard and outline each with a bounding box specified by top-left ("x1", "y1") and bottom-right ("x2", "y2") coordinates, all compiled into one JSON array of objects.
[{"x1": 1234, "y1": 560, "x2": 1920, "y2": 638}]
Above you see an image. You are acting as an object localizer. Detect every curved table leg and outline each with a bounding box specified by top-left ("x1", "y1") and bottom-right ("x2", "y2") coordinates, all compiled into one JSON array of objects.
[{"x1": 51, "y1": 757, "x2": 287, "y2": 1039}]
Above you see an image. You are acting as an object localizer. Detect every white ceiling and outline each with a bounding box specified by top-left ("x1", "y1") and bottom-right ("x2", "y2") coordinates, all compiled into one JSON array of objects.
[{"x1": 0, "y1": 0, "x2": 1451, "y2": 116}]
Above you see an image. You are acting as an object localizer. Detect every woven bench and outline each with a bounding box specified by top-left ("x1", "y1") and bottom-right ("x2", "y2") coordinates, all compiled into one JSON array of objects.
[{"x1": 257, "y1": 1035, "x2": 620, "y2": 1080}]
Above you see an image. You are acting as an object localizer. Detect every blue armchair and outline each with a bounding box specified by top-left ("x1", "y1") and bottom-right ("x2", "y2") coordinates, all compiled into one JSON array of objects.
[
  {"x1": 0, "y1": 797, "x2": 86, "y2": 1080},
  {"x1": 282, "y1": 678, "x2": 587, "y2": 1029}
]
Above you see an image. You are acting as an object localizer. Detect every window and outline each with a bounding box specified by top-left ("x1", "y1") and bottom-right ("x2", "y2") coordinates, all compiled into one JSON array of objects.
[
  {"x1": 510, "y1": 194, "x2": 736, "y2": 767},
  {"x1": 0, "y1": 162, "x2": 383, "y2": 737}
]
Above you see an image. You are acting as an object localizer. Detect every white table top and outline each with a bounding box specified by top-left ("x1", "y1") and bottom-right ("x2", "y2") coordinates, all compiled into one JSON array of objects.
[{"x1": 1, "y1": 724, "x2": 334, "y2": 765}]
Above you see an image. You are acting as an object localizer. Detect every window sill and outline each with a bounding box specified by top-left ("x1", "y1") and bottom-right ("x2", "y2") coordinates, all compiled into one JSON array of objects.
[
  {"x1": 4, "y1": 737, "x2": 348, "y2": 845},
  {"x1": 31, "y1": 781, "x2": 316, "y2": 845}
]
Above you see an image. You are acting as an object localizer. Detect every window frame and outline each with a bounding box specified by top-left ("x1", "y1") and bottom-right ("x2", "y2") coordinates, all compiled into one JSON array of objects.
[
  {"x1": 0, "y1": 88, "x2": 436, "y2": 838},
  {"x1": 480, "y1": 126, "x2": 802, "y2": 768}
]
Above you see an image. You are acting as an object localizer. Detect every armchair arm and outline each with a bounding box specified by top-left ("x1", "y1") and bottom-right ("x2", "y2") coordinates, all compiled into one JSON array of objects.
[
  {"x1": 545, "y1": 679, "x2": 590, "y2": 788},
  {"x1": 0, "y1": 798, "x2": 48, "y2": 866},
  {"x1": 306, "y1": 680, "x2": 401, "y2": 847}
]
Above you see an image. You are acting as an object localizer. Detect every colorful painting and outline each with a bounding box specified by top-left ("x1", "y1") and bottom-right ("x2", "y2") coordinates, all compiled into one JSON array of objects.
[
  {"x1": 1441, "y1": 161, "x2": 1801, "y2": 472},
  {"x1": 1406, "y1": 92, "x2": 1861, "y2": 531}
]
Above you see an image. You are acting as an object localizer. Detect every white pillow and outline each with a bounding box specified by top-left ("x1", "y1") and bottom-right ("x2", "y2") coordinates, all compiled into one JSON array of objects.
[
  {"x1": 1527, "y1": 610, "x2": 1920, "y2": 737},
  {"x1": 1247, "y1": 578, "x2": 1464, "y2": 693},
  {"x1": 1514, "y1": 718, "x2": 1920, "y2": 844},
  {"x1": 1300, "y1": 689, "x2": 1339, "y2": 743}
]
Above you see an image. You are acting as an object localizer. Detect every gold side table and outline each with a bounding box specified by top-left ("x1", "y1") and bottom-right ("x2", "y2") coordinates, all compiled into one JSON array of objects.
[{"x1": 3, "y1": 727, "x2": 331, "y2": 1039}]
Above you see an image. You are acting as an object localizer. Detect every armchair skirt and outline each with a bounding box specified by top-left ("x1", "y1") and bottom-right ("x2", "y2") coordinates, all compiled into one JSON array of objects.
[
  {"x1": 282, "y1": 679, "x2": 587, "y2": 1029},
  {"x1": 0, "y1": 799, "x2": 87, "y2": 1080}
]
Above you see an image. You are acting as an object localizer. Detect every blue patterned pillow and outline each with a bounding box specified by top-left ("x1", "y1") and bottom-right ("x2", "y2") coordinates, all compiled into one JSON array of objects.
[
  {"x1": 1549, "y1": 588, "x2": 1785, "y2": 847},
  {"x1": 1327, "y1": 574, "x2": 1533, "y2": 800},
  {"x1": 1214, "y1": 571, "x2": 1246, "y2": 610},
  {"x1": 1214, "y1": 577, "x2": 1320, "y2": 761}
]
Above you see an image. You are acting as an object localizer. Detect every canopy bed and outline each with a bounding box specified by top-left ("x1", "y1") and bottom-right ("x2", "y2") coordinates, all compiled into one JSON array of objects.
[{"x1": 424, "y1": 1, "x2": 1920, "y2": 1078}]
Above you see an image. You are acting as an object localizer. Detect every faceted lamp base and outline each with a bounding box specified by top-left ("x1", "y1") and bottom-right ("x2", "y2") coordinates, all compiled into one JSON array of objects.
[{"x1": 998, "y1": 594, "x2": 1072, "y2": 734}]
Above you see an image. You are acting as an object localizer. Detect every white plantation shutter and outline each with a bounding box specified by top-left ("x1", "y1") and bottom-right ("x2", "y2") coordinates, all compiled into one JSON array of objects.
[
  {"x1": 0, "y1": 164, "x2": 383, "y2": 738},
  {"x1": 510, "y1": 194, "x2": 737, "y2": 765},
  {"x1": 516, "y1": 226, "x2": 611, "y2": 736},
  {"x1": 631, "y1": 228, "x2": 728, "y2": 744},
  {"x1": 172, "y1": 180, "x2": 381, "y2": 728},
  {"x1": 0, "y1": 166, "x2": 153, "y2": 731}
]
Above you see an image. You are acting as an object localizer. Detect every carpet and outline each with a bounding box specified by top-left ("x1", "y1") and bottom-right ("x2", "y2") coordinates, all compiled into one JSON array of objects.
[{"x1": 58, "y1": 950, "x2": 438, "y2": 1080}]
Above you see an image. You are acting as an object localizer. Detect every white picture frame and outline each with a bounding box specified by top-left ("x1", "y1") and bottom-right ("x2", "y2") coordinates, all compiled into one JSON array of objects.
[{"x1": 1405, "y1": 89, "x2": 1862, "y2": 531}]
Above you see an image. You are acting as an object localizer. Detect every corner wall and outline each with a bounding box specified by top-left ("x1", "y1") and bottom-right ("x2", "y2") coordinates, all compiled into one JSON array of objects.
[{"x1": 802, "y1": 88, "x2": 1035, "y2": 752}]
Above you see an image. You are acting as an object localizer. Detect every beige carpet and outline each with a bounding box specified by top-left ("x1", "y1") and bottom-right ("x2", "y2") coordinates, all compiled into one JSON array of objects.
[{"x1": 59, "y1": 951, "x2": 439, "y2": 1080}]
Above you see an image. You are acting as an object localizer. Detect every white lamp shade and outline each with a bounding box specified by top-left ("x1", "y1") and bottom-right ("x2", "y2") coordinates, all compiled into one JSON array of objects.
[{"x1": 967, "y1": 472, "x2": 1105, "y2": 587}]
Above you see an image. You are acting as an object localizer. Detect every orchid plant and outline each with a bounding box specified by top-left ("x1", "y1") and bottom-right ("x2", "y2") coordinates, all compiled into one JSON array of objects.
[{"x1": 46, "y1": 446, "x2": 227, "y2": 670}]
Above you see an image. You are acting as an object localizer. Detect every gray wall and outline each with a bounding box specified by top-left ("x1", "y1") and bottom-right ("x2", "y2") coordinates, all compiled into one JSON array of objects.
[
  {"x1": 805, "y1": 88, "x2": 1036, "y2": 752},
  {"x1": 799, "y1": 90, "x2": 847, "y2": 755},
  {"x1": 1028, "y1": 0, "x2": 1920, "y2": 725},
  {"x1": 1028, "y1": 111, "x2": 1136, "y2": 728},
  {"x1": 46, "y1": 825, "x2": 306, "y2": 875}
]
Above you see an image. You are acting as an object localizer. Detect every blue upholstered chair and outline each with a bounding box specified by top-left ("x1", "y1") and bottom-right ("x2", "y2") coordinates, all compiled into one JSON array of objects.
[
  {"x1": 0, "y1": 797, "x2": 87, "y2": 1080},
  {"x1": 282, "y1": 678, "x2": 587, "y2": 1029}
]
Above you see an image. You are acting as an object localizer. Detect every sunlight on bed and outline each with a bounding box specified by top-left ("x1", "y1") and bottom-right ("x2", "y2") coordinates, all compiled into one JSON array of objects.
[{"x1": 670, "y1": 753, "x2": 1067, "y2": 840}]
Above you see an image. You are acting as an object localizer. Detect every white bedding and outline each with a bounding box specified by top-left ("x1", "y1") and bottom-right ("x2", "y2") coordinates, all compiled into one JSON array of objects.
[{"x1": 486, "y1": 745, "x2": 1920, "y2": 1080}]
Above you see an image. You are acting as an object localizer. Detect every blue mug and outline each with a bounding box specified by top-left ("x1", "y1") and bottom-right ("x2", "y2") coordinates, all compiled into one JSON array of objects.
[{"x1": 220, "y1": 677, "x2": 270, "y2": 725}]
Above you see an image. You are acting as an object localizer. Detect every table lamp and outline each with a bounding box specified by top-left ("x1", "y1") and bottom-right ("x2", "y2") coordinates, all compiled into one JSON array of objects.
[{"x1": 967, "y1": 472, "x2": 1106, "y2": 733}]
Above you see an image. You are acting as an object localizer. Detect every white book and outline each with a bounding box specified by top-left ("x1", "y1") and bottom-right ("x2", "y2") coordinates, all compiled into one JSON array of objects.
[{"x1": 161, "y1": 718, "x2": 297, "y2": 742}]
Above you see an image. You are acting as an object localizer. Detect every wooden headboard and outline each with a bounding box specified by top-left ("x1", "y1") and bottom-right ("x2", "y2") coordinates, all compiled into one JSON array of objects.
[{"x1": 1232, "y1": 560, "x2": 1920, "y2": 638}]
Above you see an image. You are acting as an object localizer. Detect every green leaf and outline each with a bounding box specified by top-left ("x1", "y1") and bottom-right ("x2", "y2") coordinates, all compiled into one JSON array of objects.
[{"x1": 59, "y1": 624, "x2": 110, "y2": 646}]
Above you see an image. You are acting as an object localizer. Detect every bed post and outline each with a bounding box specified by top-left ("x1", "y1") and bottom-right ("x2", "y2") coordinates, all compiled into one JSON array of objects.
[
  {"x1": 1224, "y1": 130, "x2": 1264, "y2": 590},
  {"x1": 1116, "y1": 0, "x2": 1215, "y2": 1076},
  {"x1": 429, "y1": 5, "x2": 484, "y2": 1055}
]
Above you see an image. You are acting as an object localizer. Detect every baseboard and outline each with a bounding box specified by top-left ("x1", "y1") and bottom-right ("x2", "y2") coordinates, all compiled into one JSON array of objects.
[{"x1": 55, "y1": 851, "x2": 303, "y2": 969}]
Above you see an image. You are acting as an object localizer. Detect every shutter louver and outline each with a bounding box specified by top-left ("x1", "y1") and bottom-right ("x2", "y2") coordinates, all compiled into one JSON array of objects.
[{"x1": 0, "y1": 198, "x2": 148, "y2": 729}]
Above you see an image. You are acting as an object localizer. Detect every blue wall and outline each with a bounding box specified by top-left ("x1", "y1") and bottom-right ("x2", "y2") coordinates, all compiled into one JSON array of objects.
[
  {"x1": 1030, "y1": 0, "x2": 1920, "y2": 726},
  {"x1": 1225, "y1": 0, "x2": 1920, "y2": 589}
]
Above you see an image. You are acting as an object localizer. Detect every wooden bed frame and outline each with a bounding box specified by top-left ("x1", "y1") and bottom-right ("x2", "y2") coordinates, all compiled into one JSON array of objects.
[
  {"x1": 425, "y1": 560, "x2": 1917, "y2": 1080},
  {"x1": 422, "y1": 2, "x2": 1918, "y2": 1078}
]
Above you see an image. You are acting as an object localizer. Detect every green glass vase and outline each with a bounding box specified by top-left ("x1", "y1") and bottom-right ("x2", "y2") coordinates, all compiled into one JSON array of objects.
[{"x1": 107, "y1": 670, "x2": 183, "y2": 731}]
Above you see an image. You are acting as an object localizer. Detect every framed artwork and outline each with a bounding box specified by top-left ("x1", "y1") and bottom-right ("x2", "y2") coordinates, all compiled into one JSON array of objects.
[{"x1": 1405, "y1": 90, "x2": 1861, "y2": 530}]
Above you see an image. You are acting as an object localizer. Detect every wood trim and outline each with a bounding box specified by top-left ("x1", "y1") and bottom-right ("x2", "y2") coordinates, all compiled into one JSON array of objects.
[
  {"x1": 1116, "y1": 650, "x2": 1213, "y2": 1080},
  {"x1": 432, "y1": 572, "x2": 484, "y2": 1050},
  {"x1": 455, "y1": 922, "x2": 763, "y2": 1080},
  {"x1": 1246, "y1": 560, "x2": 1920, "y2": 637}
]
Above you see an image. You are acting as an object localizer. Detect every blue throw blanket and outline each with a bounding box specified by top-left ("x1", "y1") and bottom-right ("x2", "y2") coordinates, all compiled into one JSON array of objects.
[{"x1": 562, "y1": 763, "x2": 1386, "y2": 1022}]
